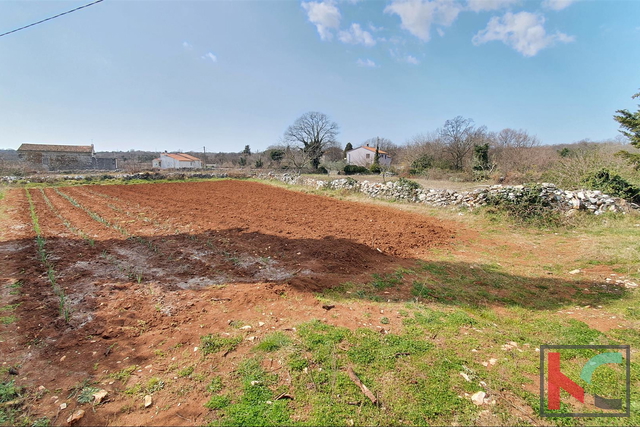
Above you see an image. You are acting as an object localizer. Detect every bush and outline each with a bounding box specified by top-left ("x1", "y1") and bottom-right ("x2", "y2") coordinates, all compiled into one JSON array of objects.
[
  {"x1": 343, "y1": 165, "x2": 369, "y2": 175},
  {"x1": 369, "y1": 163, "x2": 381, "y2": 174},
  {"x1": 409, "y1": 154, "x2": 433, "y2": 175},
  {"x1": 484, "y1": 184, "x2": 562, "y2": 227},
  {"x1": 317, "y1": 166, "x2": 328, "y2": 174},
  {"x1": 397, "y1": 177, "x2": 421, "y2": 191},
  {"x1": 582, "y1": 168, "x2": 640, "y2": 204}
]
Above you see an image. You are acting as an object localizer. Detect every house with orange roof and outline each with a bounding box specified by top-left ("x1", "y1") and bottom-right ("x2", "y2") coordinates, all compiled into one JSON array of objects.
[
  {"x1": 346, "y1": 144, "x2": 392, "y2": 167},
  {"x1": 152, "y1": 152, "x2": 202, "y2": 169}
]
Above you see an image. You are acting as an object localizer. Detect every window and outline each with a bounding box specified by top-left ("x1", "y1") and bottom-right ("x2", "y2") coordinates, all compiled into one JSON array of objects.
[{"x1": 366, "y1": 153, "x2": 370, "y2": 159}]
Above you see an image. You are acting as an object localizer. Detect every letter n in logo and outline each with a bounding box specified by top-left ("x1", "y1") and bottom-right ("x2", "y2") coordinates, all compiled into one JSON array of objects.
[{"x1": 547, "y1": 351, "x2": 584, "y2": 409}]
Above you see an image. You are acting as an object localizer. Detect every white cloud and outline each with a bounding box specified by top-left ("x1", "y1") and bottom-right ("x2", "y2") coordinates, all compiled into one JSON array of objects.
[
  {"x1": 406, "y1": 55, "x2": 420, "y2": 64},
  {"x1": 339, "y1": 23, "x2": 376, "y2": 46},
  {"x1": 384, "y1": 0, "x2": 463, "y2": 42},
  {"x1": 302, "y1": 0, "x2": 341, "y2": 41},
  {"x1": 201, "y1": 52, "x2": 217, "y2": 63},
  {"x1": 356, "y1": 58, "x2": 378, "y2": 67},
  {"x1": 182, "y1": 41, "x2": 193, "y2": 50},
  {"x1": 542, "y1": 0, "x2": 578, "y2": 11},
  {"x1": 369, "y1": 23, "x2": 384, "y2": 32},
  {"x1": 466, "y1": 0, "x2": 518, "y2": 12},
  {"x1": 472, "y1": 11, "x2": 575, "y2": 57}
]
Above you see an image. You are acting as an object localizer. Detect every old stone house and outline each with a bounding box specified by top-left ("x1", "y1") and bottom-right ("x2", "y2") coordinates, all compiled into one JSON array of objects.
[
  {"x1": 346, "y1": 145, "x2": 392, "y2": 167},
  {"x1": 17, "y1": 143, "x2": 96, "y2": 171}
]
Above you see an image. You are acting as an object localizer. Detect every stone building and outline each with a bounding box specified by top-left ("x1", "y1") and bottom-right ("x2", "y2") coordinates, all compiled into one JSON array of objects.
[{"x1": 17, "y1": 143, "x2": 96, "y2": 171}]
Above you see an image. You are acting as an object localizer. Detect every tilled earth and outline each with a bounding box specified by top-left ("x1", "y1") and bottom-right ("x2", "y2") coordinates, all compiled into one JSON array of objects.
[{"x1": 0, "y1": 180, "x2": 456, "y2": 425}]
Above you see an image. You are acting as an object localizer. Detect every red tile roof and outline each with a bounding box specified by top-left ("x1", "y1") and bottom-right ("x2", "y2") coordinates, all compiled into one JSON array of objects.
[
  {"x1": 360, "y1": 145, "x2": 389, "y2": 155},
  {"x1": 163, "y1": 153, "x2": 201, "y2": 162},
  {"x1": 17, "y1": 143, "x2": 94, "y2": 153}
]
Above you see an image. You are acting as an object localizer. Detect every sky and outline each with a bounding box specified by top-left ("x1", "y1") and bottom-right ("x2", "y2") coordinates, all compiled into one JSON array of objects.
[{"x1": 0, "y1": 0, "x2": 639, "y2": 153}]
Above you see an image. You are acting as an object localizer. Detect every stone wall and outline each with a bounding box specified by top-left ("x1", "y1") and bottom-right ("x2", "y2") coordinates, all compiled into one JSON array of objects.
[{"x1": 258, "y1": 173, "x2": 639, "y2": 215}]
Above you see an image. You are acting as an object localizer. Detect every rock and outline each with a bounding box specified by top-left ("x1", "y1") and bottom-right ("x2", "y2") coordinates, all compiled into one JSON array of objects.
[
  {"x1": 460, "y1": 372, "x2": 472, "y2": 382},
  {"x1": 239, "y1": 325, "x2": 252, "y2": 330},
  {"x1": 471, "y1": 391, "x2": 486, "y2": 406},
  {"x1": 568, "y1": 269, "x2": 581, "y2": 275},
  {"x1": 144, "y1": 395, "x2": 152, "y2": 408},
  {"x1": 60, "y1": 403, "x2": 67, "y2": 410},
  {"x1": 93, "y1": 389, "x2": 108, "y2": 404},
  {"x1": 66, "y1": 409, "x2": 84, "y2": 425}
]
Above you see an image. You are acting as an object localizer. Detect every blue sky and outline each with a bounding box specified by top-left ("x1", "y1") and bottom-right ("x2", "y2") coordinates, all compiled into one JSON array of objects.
[{"x1": 0, "y1": 0, "x2": 639, "y2": 153}]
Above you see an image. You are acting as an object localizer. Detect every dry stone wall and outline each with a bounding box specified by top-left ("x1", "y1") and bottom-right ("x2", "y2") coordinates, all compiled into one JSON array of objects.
[{"x1": 259, "y1": 172, "x2": 639, "y2": 215}]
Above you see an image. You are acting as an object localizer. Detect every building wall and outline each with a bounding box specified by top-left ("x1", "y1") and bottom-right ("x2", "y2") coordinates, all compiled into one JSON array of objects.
[
  {"x1": 347, "y1": 147, "x2": 392, "y2": 167},
  {"x1": 19, "y1": 151, "x2": 94, "y2": 171},
  {"x1": 95, "y1": 158, "x2": 118, "y2": 170},
  {"x1": 156, "y1": 155, "x2": 202, "y2": 169}
]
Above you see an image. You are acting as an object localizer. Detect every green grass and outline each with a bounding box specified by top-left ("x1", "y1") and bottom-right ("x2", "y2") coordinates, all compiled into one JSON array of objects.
[
  {"x1": 0, "y1": 315, "x2": 17, "y2": 325},
  {"x1": 200, "y1": 334, "x2": 243, "y2": 355},
  {"x1": 254, "y1": 332, "x2": 291, "y2": 352}
]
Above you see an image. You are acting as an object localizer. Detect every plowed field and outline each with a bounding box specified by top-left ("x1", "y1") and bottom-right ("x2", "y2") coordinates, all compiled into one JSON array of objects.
[{"x1": 0, "y1": 180, "x2": 456, "y2": 425}]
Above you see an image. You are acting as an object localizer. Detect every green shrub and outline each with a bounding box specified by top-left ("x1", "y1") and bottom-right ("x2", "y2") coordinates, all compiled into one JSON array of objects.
[
  {"x1": 397, "y1": 177, "x2": 421, "y2": 191},
  {"x1": 582, "y1": 168, "x2": 640, "y2": 203},
  {"x1": 369, "y1": 163, "x2": 381, "y2": 174},
  {"x1": 409, "y1": 154, "x2": 433, "y2": 175},
  {"x1": 484, "y1": 184, "x2": 562, "y2": 227},
  {"x1": 343, "y1": 165, "x2": 369, "y2": 175}
]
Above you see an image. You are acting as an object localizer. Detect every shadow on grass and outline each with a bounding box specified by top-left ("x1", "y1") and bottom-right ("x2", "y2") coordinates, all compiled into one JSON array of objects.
[{"x1": 320, "y1": 260, "x2": 630, "y2": 311}]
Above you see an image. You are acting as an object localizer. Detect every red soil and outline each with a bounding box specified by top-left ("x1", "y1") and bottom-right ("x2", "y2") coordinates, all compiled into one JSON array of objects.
[{"x1": 0, "y1": 180, "x2": 456, "y2": 425}]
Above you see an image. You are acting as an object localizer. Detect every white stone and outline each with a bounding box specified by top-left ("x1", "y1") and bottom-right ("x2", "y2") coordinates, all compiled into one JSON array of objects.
[{"x1": 471, "y1": 391, "x2": 486, "y2": 405}]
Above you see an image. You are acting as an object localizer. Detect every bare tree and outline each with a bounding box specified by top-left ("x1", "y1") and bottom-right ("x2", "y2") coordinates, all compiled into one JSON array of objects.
[
  {"x1": 439, "y1": 116, "x2": 477, "y2": 170},
  {"x1": 362, "y1": 137, "x2": 399, "y2": 158},
  {"x1": 283, "y1": 112, "x2": 339, "y2": 169},
  {"x1": 491, "y1": 128, "x2": 540, "y2": 174}
]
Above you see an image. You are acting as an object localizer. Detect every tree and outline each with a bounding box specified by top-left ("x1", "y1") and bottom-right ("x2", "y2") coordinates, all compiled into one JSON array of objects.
[
  {"x1": 283, "y1": 112, "x2": 339, "y2": 169},
  {"x1": 269, "y1": 149, "x2": 285, "y2": 162},
  {"x1": 491, "y1": 128, "x2": 540, "y2": 174},
  {"x1": 242, "y1": 145, "x2": 251, "y2": 155},
  {"x1": 472, "y1": 143, "x2": 490, "y2": 171},
  {"x1": 362, "y1": 137, "x2": 398, "y2": 157},
  {"x1": 439, "y1": 116, "x2": 481, "y2": 170},
  {"x1": 343, "y1": 142, "x2": 353, "y2": 159},
  {"x1": 614, "y1": 89, "x2": 640, "y2": 168}
]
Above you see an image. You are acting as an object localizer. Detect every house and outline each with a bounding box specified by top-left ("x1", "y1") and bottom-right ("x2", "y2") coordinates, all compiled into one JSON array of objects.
[
  {"x1": 152, "y1": 152, "x2": 202, "y2": 169},
  {"x1": 346, "y1": 144, "x2": 392, "y2": 167},
  {"x1": 17, "y1": 143, "x2": 96, "y2": 171}
]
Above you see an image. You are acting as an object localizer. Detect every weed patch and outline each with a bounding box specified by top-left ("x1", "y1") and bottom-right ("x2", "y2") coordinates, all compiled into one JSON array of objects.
[{"x1": 201, "y1": 334, "x2": 242, "y2": 355}]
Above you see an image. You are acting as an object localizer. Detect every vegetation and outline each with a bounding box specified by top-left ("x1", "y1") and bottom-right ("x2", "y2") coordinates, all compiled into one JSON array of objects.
[
  {"x1": 614, "y1": 89, "x2": 640, "y2": 168},
  {"x1": 283, "y1": 111, "x2": 339, "y2": 170},
  {"x1": 343, "y1": 165, "x2": 369, "y2": 175},
  {"x1": 582, "y1": 168, "x2": 640, "y2": 203}
]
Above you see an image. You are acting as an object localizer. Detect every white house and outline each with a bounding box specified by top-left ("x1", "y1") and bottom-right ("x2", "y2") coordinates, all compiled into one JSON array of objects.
[
  {"x1": 346, "y1": 145, "x2": 392, "y2": 167},
  {"x1": 152, "y1": 152, "x2": 202, "y2": 169}
]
